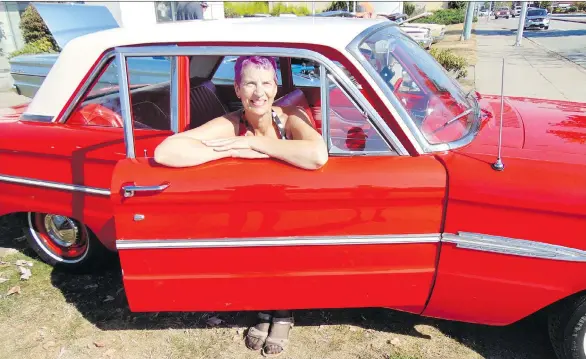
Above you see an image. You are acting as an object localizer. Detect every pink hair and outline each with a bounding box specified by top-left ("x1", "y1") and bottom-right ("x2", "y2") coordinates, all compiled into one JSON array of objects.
[{"x1": 234, "y1": 56, "x2": 278, "y2": 85}]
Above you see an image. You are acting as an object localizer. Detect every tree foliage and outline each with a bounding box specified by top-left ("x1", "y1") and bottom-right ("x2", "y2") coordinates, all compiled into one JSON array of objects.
[
  {"x1": 223, "y1": 2, "x2": 269, "y2": 17},
  {"x1": 10, "y1": 4, "x2": 58, "y2": 57},
  {"x1": 448, "y1": 1, "x2": 468, "y2": 9},
  {"x1": 325, "y1": 1, "x2": 350, "y2": 12},
  {"x1": 404, "y1": 2, "x2": 416, "y2": 16},
  {"x1": 270, "y1": 2, "x2": 310, "y2": 16},
  {"x1": 19, "y1": 4, "x2": 57, "y2": 47}
]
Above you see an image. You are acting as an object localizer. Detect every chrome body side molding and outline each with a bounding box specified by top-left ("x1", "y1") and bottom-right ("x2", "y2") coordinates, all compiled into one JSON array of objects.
[
  {"x1": 443, "y1": 232, "x2": 586, "y2": 262},
  {"x1": 0, "y1": 174, "x2": 111, "y2": 196},
  {"x1": 116, "y1": 233, "x2": 441, "y2": 250}
]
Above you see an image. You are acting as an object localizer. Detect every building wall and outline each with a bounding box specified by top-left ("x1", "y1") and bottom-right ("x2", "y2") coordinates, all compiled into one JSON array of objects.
[{"x1": 371, "y1": 1, "x2": 403, "y2": 15}]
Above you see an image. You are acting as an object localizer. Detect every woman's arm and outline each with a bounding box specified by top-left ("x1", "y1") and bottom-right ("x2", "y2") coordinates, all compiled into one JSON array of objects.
[
  {"x1": 154, "y1": 115, "x2": 267, "y2": 167},
  {"x1": 204, "y1": 107, "x2": 328, "y2": 170}
]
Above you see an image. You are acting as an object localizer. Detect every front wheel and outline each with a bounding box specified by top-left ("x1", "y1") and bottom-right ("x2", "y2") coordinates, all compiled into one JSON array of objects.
[
  {"x1": 548, "y1": 293, "x2": 586, "y2": 359},
  {"x1": 25, "y1": 212, "x2": 109, "y2": 273},
  {"x1": 545, "y1": 26, "x2": 549, "y2": 30}
]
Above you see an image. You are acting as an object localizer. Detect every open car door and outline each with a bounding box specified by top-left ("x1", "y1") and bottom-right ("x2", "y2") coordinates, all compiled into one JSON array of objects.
[{"x1": 110, "y1": 49, "x2": 447, "y2": 314}]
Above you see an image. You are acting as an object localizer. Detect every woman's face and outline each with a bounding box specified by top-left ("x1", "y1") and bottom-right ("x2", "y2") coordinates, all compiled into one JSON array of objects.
[{"x1": 235, "y1": 64, "x2": 278, "y2": 117}]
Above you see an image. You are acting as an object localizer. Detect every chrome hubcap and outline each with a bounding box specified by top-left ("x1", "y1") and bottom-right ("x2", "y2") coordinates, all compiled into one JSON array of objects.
[{"x1": 44, "y1": 214, "x2": 79, "y2": 248}]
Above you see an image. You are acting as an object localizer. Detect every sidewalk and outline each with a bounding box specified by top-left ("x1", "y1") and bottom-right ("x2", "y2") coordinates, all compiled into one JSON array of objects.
[{"x1": 471, "y1": 23, "x2": 586, "y2": 102}]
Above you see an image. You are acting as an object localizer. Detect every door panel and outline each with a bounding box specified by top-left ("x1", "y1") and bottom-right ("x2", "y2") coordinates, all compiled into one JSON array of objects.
[{"x1": 112, "y1": 155, "x2": 447, "y2": 312}]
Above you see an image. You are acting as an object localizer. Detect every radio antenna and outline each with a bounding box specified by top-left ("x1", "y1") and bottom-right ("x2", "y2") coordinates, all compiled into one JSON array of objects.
[{"x1": 492, "y1": 58, "x2": 505, "y2": 171}]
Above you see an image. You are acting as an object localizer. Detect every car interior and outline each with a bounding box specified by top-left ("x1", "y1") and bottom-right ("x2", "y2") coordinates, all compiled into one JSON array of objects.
[{"x1": 66, "y1": 54, "x2": 391, "y2": 153}]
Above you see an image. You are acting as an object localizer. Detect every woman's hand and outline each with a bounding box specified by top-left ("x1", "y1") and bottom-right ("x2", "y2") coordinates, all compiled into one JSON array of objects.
[
  {"x1": 201, "y1": 136, "x2": 255, "y2": 151},
  {"x1": 202, "y1": 137, "x2": 269, "y2": 159}
]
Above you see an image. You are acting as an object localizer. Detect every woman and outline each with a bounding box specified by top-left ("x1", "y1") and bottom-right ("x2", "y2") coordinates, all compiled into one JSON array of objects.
[{"x1": 154, "y1": 55, "x2": 328, "y2": 356}]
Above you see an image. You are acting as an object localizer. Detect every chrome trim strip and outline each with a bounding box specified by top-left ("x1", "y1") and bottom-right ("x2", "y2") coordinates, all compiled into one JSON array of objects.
[
  {"x1": 116, "y1": 233, "x2": 441, "y2": 250},
  {"x1": 0, "y1": 174, "x2": 110, "y2": 196},
  {"x1": 115, "y1": 45, "x2": 408, "y2": 156},
  {"x1": 57, "y1": 50, "x2": 115, "y2": 123},
  {"x1": 20, "y1": 114, "x2": 54, "y2": 122},
  {"x1": 443, "y1": 232, "x2": 586, "y2": 262},
  {"x1": 115, "y1": 52, "x2": 136, "y2": 159},
  {"x1": 170, "y1": 56, "x2": 179, "y2": 134},
  {"x1": 319, "y1": 63, "x2": 330, "y2": 150}
]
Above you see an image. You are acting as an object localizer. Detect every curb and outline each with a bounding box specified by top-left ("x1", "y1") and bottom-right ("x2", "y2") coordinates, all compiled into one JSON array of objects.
[
  {"x1": 523, "y1": 36, "x2": 586, "y2": 74},
  {"x1": 550, "y1": 18, "x2": 586, "y2": 24}
]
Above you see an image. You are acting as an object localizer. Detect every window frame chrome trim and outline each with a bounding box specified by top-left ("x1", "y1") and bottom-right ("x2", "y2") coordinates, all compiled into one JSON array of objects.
[
  {"x1": 114, "y1": 45, "x2": 409, "y2": 156},
  {"x1": 170, "y1": 56, "x2": 179, "y2": 134},
  {"x1": 346, "y1": 22, "x2": 481, "y2": 154},
  {"x1": 115, "y1": 52, "x2": 136, "y2": 159},
  {"x1": 56, "y1": 50, "x2": 116, "y2": 124},
  {"x1": 116, "y1": 233, "x2": 441, "y2": 250},
  {"x1": 0, "y1": 174, "x2": 110, "y2": 196},
  {"x1": 319, "y1": 63, "x2": 330, "y2": 150},
  {"x1": 20, "y1": 114, "x2": 54, "y2": 122},
  {"x1": 442, "y1": 232, "x2": 586, "y2": 263}
]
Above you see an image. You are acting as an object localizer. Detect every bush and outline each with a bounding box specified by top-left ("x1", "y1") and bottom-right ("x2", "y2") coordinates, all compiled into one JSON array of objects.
[
  {"x1": 325, "y1": 1, "x2": 349, "y2": 12},
  {"x1": 448, "y1": 1, "x2": 467, "y2": 9},
  {"x1": 404, "y1": 2, "x2": 415, "y2": 16},
  {"x1": 9, "y1": 38, "x2": 57, "y2": 58},
  {"x1": 568, "y1": 6, "x2": 577, "y2": 12},
  {"x1": 429, "y1": 48, "x2": 468, "y2": 79},
  {"x1": 9, "y1": 4, "x2": 58, "y2": 58},
  {"x1": 577, "y1": 2, "x2": 586, "y2": 11},
  {"x1": 412, "y1": 8, "x2": 466, "y2": 25},
  {"x1": 224, "y1": 2, "x2": 270, "y2": 17},
  {"x1": 270, "y1": 2, "x2": 310, "y2": 16},
  {"x1": 19, "y1": 5, "x2": 57, "y2": 46}
]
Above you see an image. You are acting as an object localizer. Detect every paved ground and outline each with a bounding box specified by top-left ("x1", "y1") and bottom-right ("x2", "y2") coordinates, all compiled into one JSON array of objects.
[{"x1": 472, "y1": 16, "x2": 586, "y2": 102}]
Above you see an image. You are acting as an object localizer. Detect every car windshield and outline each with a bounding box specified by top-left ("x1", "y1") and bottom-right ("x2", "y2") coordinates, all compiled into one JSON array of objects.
[
  {"x1": 353, "y1": 26, "x2": 478, "y2": 145},
  {"x1": 527, "y1": 9, "x2": 547, "y2": 16}
]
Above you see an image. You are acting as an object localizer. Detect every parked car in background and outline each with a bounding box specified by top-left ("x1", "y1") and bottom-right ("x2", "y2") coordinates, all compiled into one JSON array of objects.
[
  {"x1": 399, "y1": 26, "x2": 433, "y2": 49},
  {"x1": 1, "y1": 7, "x2": 586, "y2": 359},
  {"x1": 524, "y1": 8, "x2": 550, "y2": 30},
  {"x1": 494, "y1": 7, "x2": 511, "y2": 19},
  {"x1": 512, "y1": 5, "x2": 522, "y2": 17},
  {"x1": 378, "y1": 11, "x2": 443, "y2": 45}
]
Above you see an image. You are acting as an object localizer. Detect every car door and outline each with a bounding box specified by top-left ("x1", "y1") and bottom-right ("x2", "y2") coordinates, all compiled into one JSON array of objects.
[{"x1": 111, "y1": 49, "x2": 447, "y2": 314}]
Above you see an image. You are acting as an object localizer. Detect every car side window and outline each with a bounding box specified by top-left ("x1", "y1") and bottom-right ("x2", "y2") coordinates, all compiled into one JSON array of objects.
[
  {"x1": 211, "y1": 56, "x2": 284, "y2": 86},
  {"x1": 66, "y1": 56, "x2": 172, "y2": 131},
  {"x1": 325, "y1": 71, "x2": 392, "y2": 154}
]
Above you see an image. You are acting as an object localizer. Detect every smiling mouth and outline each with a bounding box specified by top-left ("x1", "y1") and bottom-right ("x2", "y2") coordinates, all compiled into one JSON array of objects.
[{"x1": 250, "y1": 99, "x2": 266, "y2": 107}]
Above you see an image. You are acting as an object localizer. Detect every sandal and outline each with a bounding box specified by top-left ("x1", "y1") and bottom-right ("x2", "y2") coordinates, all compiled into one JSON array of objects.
[
  {"x1": 261, "y1": 316, "x2": 294, "y2": 357},
  {"x1": 245, "y1": 312, "x2": 272, "y2": 351}
]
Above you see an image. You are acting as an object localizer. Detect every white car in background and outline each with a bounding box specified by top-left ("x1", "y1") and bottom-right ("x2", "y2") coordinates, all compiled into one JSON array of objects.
[{"x1": 399, "y1": 26, "x2": 433, "y2": 49}]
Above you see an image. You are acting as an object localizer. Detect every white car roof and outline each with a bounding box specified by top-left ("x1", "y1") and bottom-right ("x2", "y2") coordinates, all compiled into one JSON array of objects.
[{"x1": 25, "y1": 17, "x2": 386, "y2": 119}]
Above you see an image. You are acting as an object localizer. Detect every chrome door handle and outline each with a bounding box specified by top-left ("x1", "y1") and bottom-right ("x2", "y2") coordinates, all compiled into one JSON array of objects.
[{"x1": 122, "y1": 182, "x2": 170, "y2": 198}]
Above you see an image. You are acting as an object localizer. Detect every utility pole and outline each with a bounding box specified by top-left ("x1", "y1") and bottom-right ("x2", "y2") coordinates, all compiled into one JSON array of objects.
[
  {"x1": 514, "y1": 1, "x2": 528, "y2": 46},
  {"x1": 462, "y1": 1, "x2": 475, "y2": 40}
]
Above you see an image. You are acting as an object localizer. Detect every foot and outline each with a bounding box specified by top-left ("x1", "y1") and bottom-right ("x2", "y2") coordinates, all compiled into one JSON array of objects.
[
  {"x1": 245, "y1": 312, "x2": 272, "y2": 351},
  {"x1": 262, "y1": 311, "x2": 294, "y2": 357}
]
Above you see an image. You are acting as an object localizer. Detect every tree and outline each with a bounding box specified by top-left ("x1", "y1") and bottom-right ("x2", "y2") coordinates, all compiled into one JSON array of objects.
[
  {"x1": 404, "y1": 2, "x2": 416, "y2": 16},
  {"x1": 448, "y1": 1, "x2": 468, "y2": 9},
  {"x1": 325, "y1": 1, "x2": 350, "y2": 12},
  {"x1": 19, "y1": 4, "x2": 56, "y2": 47}
]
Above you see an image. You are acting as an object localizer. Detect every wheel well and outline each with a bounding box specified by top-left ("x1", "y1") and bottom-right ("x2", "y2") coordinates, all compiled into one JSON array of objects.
[{"x1": 0, "y1": 211, "x2": 110, "y2": 252}]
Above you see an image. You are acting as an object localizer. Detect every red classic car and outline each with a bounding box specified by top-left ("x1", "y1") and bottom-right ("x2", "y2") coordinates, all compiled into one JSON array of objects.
[{"x1": 1, "y1": 16, "x2": 585, "y2": 359}]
